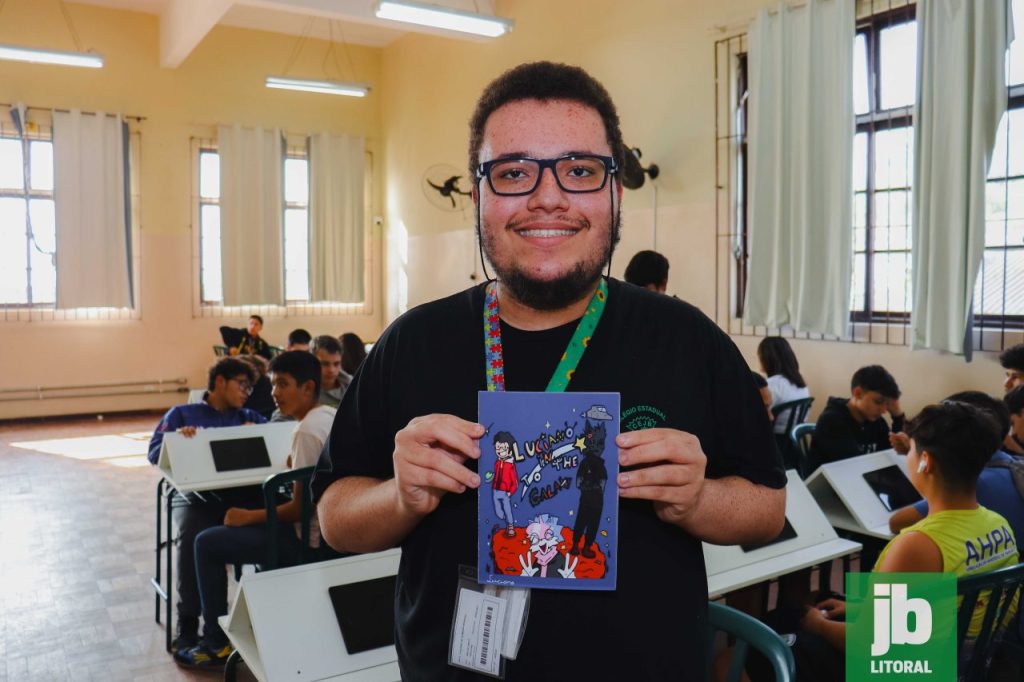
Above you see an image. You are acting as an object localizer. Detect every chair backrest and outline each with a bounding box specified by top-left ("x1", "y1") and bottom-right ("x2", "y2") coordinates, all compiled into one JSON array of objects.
[
  {"x1": 261, "y1": 465, "x2": 317, "y2": 570},
  {"x1": 213, "y1": 344, "x2": 230, "y2": 357},
  {"x1": 706, "y1": 601, "x2": 795, "y2": 682},
  {"x1": 789, "y1": 422, "x2": 816, "y2": 477},
  {"x1": 268, "y1": 345, "x2": 285, "y2": 358},
  {"x1": 771, "y1": 397, "x2": 814, "y2": 438},
  {"x1": 956, "y1": 562, "x2": 1024, "y2": 681}
]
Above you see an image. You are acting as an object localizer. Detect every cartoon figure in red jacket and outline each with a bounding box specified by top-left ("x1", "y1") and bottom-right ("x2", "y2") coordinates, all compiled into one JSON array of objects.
[{"x1": 491, "y1": 431, "x2": 518, "y2": 537}]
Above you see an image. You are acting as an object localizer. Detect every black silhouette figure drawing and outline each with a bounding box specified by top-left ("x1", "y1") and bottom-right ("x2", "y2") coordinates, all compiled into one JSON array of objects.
[{"x1": 571, "y1": 420, "x2": 608, "y2": 559}]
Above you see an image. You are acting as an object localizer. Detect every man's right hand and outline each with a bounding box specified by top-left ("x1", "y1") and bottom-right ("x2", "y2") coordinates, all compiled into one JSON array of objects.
[
  {"x1": 178, "y1": 426, "x2": 199, "y2": 438},
  {"x1": 393, "y1": 414, "x2": 483, "y2": 518}
]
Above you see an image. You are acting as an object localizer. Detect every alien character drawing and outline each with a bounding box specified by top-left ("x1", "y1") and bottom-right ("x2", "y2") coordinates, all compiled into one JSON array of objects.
[
  {"x1": 570, "y1": 420, "x2": 608, "y2": 559},
  {"x1": 491, "y1": 431, "x2": 518, "y2": 537},
  {"x1": 518, "y1": 514, "x2": 578, "y2": 579}
]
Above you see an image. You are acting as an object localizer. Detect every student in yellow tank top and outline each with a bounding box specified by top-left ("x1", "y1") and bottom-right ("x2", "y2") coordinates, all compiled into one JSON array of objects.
[{"x1": 772, "y1": 401, "x2": 1017, "y2": 682}]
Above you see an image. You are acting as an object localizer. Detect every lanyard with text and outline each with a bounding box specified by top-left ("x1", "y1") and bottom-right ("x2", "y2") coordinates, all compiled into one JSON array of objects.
[{"x1": 483, "y1": 279, "x2": 608, "y2": 393}]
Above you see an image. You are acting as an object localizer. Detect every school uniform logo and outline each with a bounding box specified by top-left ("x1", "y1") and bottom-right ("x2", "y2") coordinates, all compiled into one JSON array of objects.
[{"x1": 847, "y1": 573, "x2": 955, "y2": 681}]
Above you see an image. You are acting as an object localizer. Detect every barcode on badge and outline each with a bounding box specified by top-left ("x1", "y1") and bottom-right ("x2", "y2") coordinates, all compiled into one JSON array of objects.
[{"x1": 479, "y1": 603, "x2": 495, "y2": 666}]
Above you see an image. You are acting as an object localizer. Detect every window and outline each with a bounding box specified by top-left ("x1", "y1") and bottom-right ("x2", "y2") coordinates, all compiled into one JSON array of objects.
[
  {"x1": 0, "y1": 131, "x2": 56, "y2": 306},
  {"x1": 716, "y1": 0, "x2": 1024, "y2": 347},
  {"x1": 197, "y1": 144, "x2": 311, "y2": 305}
]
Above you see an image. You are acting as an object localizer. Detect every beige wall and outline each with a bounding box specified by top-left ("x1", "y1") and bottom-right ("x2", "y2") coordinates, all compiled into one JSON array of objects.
[
  {"x1": 0, "y1": 0, "x2": 1010, "y2": 420},
  {"x1": 380, "y1": 0, "x2": 1010, "y2": 419},
  {"x1": 0, "y1": 2, "x2": 385, "y2": 419}
]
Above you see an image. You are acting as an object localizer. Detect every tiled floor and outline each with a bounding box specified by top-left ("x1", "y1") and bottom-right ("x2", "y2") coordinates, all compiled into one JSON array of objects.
[{"x1": 0, "y1": 414, "x2": 256, "y2": 682}]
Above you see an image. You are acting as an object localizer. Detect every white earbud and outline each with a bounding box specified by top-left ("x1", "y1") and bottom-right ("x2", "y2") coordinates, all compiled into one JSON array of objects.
[{"x1": 917, "y1": 459, "x2": 927, "y2": 473}]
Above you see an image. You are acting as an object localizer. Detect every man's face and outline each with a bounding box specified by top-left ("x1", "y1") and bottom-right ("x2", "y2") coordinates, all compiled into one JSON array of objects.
[
  {"x1": 247, "y1": 317, "x2": 262, "y2": 336},
  {"x1": 270, "y1": 372, "x2": 311, "y2": 418},
  {"x1": 316, "y1": 350, "x2": 342, "y2": 389},
  {"x1": 213, "y1": 373, "x2": 251, "y2": 409},
  {"x1": 1005, "y1": 369, "x2": 1024, "y2": 393},
  {"x1": 475, "y1": 99, "x2": 622, "y2": 310},
  {"x1": 852, "y1": 388, "x2": 888, "y2": 422}
]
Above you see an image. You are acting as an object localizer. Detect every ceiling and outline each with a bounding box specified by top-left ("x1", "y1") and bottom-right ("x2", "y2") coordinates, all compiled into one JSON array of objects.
[{"x1": 68, "y1": 0, "x2": 504, "y2": 66}]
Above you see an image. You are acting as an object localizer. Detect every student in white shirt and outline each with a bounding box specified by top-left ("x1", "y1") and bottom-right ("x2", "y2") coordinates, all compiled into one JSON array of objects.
[{"x1": 757, "y1": 336, "x2": 811, "y2": 435}]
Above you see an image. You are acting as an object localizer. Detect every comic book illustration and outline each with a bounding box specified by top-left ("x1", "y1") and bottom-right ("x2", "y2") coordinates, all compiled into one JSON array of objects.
[{"x1": 477, "y1": 391, "x2": 619, "y2": 590}]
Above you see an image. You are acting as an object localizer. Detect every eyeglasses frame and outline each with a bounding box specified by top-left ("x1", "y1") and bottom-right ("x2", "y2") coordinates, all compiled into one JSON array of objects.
[{"x1": 475, "y1": 154, "x2": 619, "y2": 196}]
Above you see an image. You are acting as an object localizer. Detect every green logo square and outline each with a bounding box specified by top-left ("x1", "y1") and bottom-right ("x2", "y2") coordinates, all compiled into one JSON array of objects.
[{"x1": 846, "y1": 572, "x2": 956, "y2": 681}]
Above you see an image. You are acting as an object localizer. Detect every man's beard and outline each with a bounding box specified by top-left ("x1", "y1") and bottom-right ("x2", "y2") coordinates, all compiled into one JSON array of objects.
[{"x1": 480, "y1": 210, "x2": 621, "y2": 312}]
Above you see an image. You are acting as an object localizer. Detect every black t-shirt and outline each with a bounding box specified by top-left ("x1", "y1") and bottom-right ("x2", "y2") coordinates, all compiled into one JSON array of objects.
[{"x1": 312, "y1": 279, "x2": 784, "y2": 681}]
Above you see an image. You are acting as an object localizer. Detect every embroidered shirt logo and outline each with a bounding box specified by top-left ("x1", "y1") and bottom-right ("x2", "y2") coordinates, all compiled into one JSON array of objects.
[{"x1": 621, "y1": 404, "x2": 667, "y2": 432}]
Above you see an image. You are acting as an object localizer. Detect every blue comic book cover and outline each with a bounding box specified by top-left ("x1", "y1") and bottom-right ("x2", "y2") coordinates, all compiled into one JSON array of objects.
[{"x1": 477, "y1": 391, "x2": 620, "y2": 590}]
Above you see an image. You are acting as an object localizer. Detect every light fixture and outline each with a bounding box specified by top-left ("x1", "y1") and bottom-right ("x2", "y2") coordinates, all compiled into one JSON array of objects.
[
  {"x1": 375, "y1": 0, "x2": 514, "y2": 38},
  {"x1": 266, "y1": 76, "x2": 369, "y2": 97},
  {"x1": 0, "y1": 44, "x2": 103, "y2": 68}
]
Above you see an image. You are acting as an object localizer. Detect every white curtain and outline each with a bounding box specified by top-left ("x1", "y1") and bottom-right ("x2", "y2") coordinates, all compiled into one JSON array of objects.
[
  {"x1": 309, "y1": 132, "x2": 365, "y2": 302},
  {"x1": 910, "y1": 0, "x2": 1013, "y2": 356},
  {"x1": 218, "y1": 124, "x2": 284, "y2": 306},
  {"x1": 53, "y1": 110, "x2": 132, "y2": 309},
  {"x1": 743, "y1": 0, "x2": 854, "y2": 338}
]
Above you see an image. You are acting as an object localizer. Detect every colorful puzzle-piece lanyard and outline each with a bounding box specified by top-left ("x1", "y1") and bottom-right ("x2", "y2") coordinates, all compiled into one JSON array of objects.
[{"x1": 483, "y1": 279, "x2": 608, "y2": 393}]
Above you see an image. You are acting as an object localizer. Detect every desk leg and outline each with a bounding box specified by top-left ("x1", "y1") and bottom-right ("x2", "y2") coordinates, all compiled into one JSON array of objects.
[
  {"x1": 165, "y1": 487, "x2": 174, "y2": 653},
  {"x1": 154, "y1": 479, "x2": 162, "y2": 624}
]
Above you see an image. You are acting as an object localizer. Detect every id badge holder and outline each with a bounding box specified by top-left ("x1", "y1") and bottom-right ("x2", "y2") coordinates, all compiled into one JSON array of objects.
[{"x1": 448, "y1": 566, "x2": 530, "y2": 678}]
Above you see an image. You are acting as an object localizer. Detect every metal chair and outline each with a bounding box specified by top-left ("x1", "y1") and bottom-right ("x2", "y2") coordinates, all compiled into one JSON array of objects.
[
  {"x1": 957, "y1": 562, "x2": 1024, "y2": 681},
  {"x1": 772, "y1": 398, "x2": 813, "y2": 472},
  {"x1": 789, "y1": 422, "x2": 816, "y2": 479},
  {"x1": 707, "y1": 601, "x2": 795, "y2": 681}
]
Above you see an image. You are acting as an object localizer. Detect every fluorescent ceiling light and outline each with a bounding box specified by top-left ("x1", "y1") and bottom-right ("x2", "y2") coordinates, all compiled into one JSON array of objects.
[
  {"x1": 0, "y1": 44, "x2": 103, "y2": 68},
  {"x1": 265, "y1": 76, "x2": 370, "y2": 98},
  {"x1": 375, "y1": 0, "x2": 513, "y2": 38}
]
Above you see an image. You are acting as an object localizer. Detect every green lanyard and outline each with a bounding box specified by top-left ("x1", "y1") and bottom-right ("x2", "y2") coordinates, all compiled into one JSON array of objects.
[{"x1": 483, "y1": 279, "x2": 608, "y2": 393}]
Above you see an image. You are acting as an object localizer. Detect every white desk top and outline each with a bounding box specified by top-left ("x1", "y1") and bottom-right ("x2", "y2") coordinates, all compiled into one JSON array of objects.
[{"x1": 158, "y1": 422, "x2": 294, "y2": 493}]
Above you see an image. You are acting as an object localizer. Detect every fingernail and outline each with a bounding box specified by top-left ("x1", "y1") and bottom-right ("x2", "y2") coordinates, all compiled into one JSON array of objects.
[
  {"x1": 617, "y1": 433, "x2": 631, "y2": 446},
  {"x1": 470, "y1": 475, "x2": 480, "y2": 487},
  {"x1": 618, "y1": 473, "x2": 630, "y2": 485},
  {"x1": 458, "y1": 485, "x2": 466, "y2": 493},
  {"x1": 619, "y1": 453, "x2": 628, "y2": 465}
]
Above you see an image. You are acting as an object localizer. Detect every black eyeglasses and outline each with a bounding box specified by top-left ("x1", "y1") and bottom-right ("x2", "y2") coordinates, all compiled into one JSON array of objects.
[
  {"x1": 231, "y1": 378, "x2": 254, "y2": 396},
  {"x1": 476, "y1": 155, "x2": 618, "y2": 196}
]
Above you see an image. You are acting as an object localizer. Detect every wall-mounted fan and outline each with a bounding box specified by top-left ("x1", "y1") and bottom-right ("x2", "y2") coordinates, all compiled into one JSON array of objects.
[
  {"x1": 621, "y1": 146, "x2": 660, "y2": 190},
  {"x1": 422, "y1": 164, "x2": 473, "y2": 212}
]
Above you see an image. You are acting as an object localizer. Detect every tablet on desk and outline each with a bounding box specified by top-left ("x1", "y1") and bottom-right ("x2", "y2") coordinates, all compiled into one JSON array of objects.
[
  {"x1": 740, "y1": 518, "x2": 798, "y2": 553},
  {"x1": 328, "y1": 575, "x2": 397, "y2": 655},
  {"x1": 209, "y1": 437, "x2": 273, "y2": 473},
  {"x1": 862, "y1": 465, "x2": 921, "y2": 512}
]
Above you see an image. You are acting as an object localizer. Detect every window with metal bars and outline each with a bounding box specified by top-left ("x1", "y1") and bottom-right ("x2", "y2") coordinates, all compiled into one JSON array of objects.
[{"x1": 717, "y1": 0, "x2": 1024, "y2": 349}]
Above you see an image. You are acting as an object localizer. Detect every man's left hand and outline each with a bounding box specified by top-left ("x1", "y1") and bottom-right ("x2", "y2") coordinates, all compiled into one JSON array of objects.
[
  {"x1": 615, "y1": 428, "x2": 707, "y2": 527},
  {"x1": 224, "y1": 507, "x2": 253, "y2": 527}
]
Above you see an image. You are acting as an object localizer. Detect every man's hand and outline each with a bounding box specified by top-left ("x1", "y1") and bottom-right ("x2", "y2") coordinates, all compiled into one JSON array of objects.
[
  {"x1": 224, "y1": 507, "x2": 255, "y2": 527},
  {"x1": 889, "y1": 431, "x2": 910, "y2": 454},
  {"x1": 178, "y1": 426, "x2": 199, "y2": 438},
  {"x1": 393, "y1": 414, "x2": 483, "y2": 518},
  {"x1": 616, "y1": 428, "x2": 707, "y2": 527},
  {"x1": 887, "y1": 398, "x2": 904, "y2": 419},
  {"x1": 816, "y1": 598, "x2": 846, "y2": 620}
]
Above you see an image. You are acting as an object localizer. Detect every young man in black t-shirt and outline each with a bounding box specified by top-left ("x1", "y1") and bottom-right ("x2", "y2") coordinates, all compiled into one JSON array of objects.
[
  {"x1": 312, "y1": 62, "x2": 785, "y2": 681},
  {"x1": 809, "y1": 364, "x2": 908, "y2": 471}
]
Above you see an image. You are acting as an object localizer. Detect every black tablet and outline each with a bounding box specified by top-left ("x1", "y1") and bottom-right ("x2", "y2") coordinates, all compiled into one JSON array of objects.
[
  {"x1": 209, "y1": 437, "x2": 272, "y2": 472},
  {"x1": 862, "y1": 465, "x2": 921, "y2": 512},
  {"x1": 740, "y1": 517, "x2": 798, "y2": 552},
  {"x1": 328, "y1": 575, "x2": 397, "y2": 655}
]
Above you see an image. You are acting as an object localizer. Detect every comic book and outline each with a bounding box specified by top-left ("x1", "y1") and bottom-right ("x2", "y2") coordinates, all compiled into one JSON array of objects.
[{"x1": 477, "y1": 391, "x2": 619, "y2": 590}]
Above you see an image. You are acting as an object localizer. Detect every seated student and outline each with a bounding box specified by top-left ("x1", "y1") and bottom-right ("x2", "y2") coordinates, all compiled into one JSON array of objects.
[
  {"x1": 339, "y1": 331, "x2": 368, "y2": 377},
  {"x1": 809, "y1": 364, "x2": 907, "y2": 471},
  {"x1": 219, "y1": 314, "x2": 273, "y2": 359},
  {"x1": 757, "y1": 337, "x2": 811, "y2": 435},
  {"x1": 147, "y1": 357, "x2": 267, "y2": 653},
  {"x1": 623, "y1": 249, "x2": 670, "y2": 293},
  {"x1": 751, "y1": 371, "x2": 774, "y2": 421},
  {"x1": 1000, "y1": 343, "x2": 1024, "y2": 394},
  {"x1": 286, "y1": 328, "x2": 312, "y2": 352},
  {"x1": 1004, "y1": 385, "x2": 1024, "y2": 455},
  {"x1": 312, "y1": 334, "x2": 349, "y2": 408},
  {"x1": 174, "y1": 351, "x2": 337, "y2": 669},
  {"x1": 728, "y1": 401, "x2": 1018, "y2": 682},
  {"x1": 240, "y1": 354, "x2": 275, "y2": 420}
]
